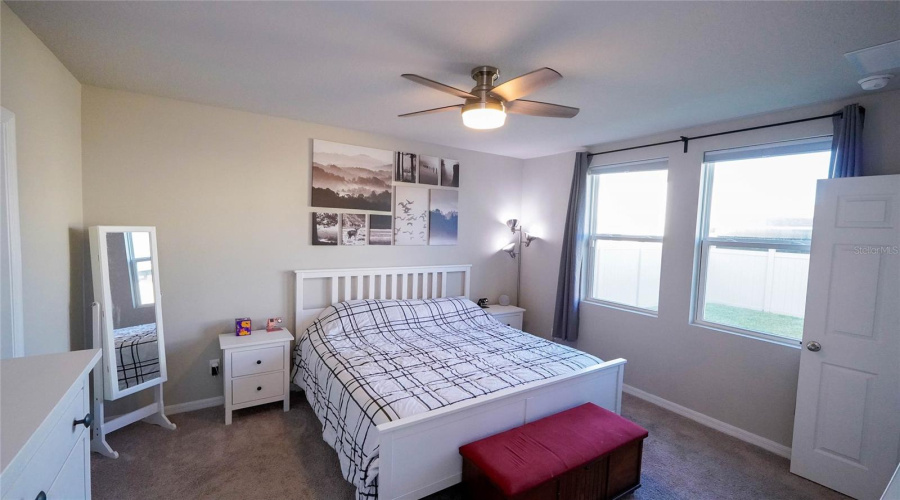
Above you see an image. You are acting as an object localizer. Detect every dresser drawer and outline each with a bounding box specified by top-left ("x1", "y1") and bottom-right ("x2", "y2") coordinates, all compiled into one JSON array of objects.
[
  {"x1": 232, "y1": 371, "x2": 284, "y2": 405},
  {"x1": 231, "y1": 345, "x2": 284, "y2": 377},
  {"x1": 493, "y1": 313, "x2": 523, "y2": 330},
  {"x1": 6, "y1": 383, "x2": 87, "y2": 500}
]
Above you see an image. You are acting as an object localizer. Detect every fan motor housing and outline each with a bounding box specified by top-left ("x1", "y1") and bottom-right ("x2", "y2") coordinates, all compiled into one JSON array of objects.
[{"x1": 462, "y1": 97, "x2": 505, "y2": 115}]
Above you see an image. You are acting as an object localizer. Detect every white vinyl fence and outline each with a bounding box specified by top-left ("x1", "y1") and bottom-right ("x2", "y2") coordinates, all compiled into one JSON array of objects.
[
  {"x1": 705, "y1": 247, "x2": 809, "y2": 318},
  {"x1": 592, "y1": 245, "x2": 810, "y2": 318}
]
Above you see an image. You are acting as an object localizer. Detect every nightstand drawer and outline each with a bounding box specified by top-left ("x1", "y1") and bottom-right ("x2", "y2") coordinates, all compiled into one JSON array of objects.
[
  {"x1": 493, "y1": 313, "x2": 523, "y2": 330},
  {"x1": 233, "y1": 371, "x2": 284, "y2": 405},
  {"x1": 231, "y1": 345, "x2": 284, "y2": 377}
]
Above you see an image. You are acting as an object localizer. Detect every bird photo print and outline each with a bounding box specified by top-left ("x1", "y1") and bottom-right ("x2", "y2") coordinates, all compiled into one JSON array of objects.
[{"x1": 394, "y1": 186, "x2": 429, "y2": 245}]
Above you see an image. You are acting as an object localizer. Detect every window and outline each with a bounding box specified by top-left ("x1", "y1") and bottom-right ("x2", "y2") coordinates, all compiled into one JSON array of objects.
[
  {"x1": 126, "y1": 232, "x2": 155, "y2": 307},
  {"x1": 586, "y1": 160, "x2": 668, "y2": 313},
  {"x1": 695, "y1": 138, "x2": 831, "y2": 343}
]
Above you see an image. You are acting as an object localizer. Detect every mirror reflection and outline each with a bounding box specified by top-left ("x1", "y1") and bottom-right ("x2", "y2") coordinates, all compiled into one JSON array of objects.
[{"x1": 106, "y1": 231, "x2": 161, "y2": 390}]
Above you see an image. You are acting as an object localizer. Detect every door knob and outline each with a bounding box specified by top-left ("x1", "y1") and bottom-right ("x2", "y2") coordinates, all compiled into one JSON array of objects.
[{"x1": 806, "y1": 341, "x2": 822, "y2": 352}]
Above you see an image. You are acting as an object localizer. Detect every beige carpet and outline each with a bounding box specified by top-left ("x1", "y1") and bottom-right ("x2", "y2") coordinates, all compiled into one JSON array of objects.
[{"x1": 92, "y1": 392, "x2": 847, "y2": 500}]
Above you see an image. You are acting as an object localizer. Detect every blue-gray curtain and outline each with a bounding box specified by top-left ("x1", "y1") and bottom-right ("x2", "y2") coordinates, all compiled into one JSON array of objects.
[
  {"x1": 829, "y1": 104, "x2": 865, "y2": 178},
  {"x1": 552, "y1": 152, "x2": 591, "y2": 342}
]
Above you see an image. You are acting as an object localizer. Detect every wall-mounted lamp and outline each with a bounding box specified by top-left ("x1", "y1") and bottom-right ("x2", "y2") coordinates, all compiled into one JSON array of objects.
[{"x1": 500, "y1": 219, "x2": 538, "y2": 306}]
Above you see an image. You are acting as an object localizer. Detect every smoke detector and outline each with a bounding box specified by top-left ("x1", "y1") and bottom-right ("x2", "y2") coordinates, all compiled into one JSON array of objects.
[{"x1": 858, "y1": 74, "x2": 893, "y2": 91}]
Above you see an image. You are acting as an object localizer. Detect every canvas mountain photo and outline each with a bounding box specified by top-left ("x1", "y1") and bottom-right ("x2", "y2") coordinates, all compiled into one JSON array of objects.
[
  {"x1": 429, "y1": 189, "x2": 458, "y2": 245},
  {"x1": 312, "y1": 140, "x2": 393, "y2": 212}
]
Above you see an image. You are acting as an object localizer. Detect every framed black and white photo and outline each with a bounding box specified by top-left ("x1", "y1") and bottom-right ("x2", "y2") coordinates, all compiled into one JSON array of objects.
[
  {"x1": 394, "y1": 186, "x2": 428, "y2": 245},
  {"x1": 311, "y1": 140, "x2": 392, "y2": 212},
  {"x1": 419, "y1": 155, "x2": 440, "y2": 186},
  {"x1": 440, "y1": 158, "x2": 459, "y2": 188},
  {"x1": 312, "y1": 212, "x2": 339, "y2": 245},
  {"x1": 394, "y1": 152, "x2": 418, "y2": 183},
  {"x1": 340, "y1": 214, "x2": 367, "y2": 246},
  {"x1": 368, "y1": 215, "x2": 392, "y2": 245},
  {"x1": 429, "y1": 189, "x2": 458, "y2": 245}
]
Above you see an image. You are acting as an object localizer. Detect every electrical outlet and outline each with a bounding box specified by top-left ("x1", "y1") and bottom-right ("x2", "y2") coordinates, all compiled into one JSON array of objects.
[{"x1": 210, "y1": 359, "x2": 219, "y2": 376}]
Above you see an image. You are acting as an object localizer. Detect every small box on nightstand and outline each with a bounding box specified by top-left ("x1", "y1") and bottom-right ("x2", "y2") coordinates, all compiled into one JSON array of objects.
[
  {"x1": 218, "y1": 329, "x2": 293, "y2": 425},
  {"x1": 484, "y1": 305, "x2": 525, "y2": 330}
]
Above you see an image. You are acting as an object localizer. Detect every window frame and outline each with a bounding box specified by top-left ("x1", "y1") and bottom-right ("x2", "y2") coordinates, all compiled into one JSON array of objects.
[
  {"x1": 691, "y1": 137, "x2": 832, "y2": 346},
  {"x1": 125, "y1": 233, "x2": 155, "y2": 308},
  {"x1": 584, "y1": 158, "x2": 669, "y2": 315}
]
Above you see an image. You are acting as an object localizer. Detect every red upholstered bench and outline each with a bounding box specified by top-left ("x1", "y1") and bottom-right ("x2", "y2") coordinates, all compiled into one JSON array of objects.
[{"x1": 459, "y1": 403, "x2": 648, "y2": 500}]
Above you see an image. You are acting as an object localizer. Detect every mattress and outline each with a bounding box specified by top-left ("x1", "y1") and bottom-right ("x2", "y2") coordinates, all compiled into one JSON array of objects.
[
  {"x1": 291, "y1": 297, "x2": 603, "y2": 499},
  {"x1": 113, "y1": 323, "x2": 160, "y2": 390}
]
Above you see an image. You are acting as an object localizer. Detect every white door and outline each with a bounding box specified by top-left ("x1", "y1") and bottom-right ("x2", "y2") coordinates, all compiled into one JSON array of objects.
[
  {"x1": 0, "y1": 107, "x2": 25, "y2": 359},
  {"x1": 791, "y1": 175, "x2": 900, "y2": 500}
]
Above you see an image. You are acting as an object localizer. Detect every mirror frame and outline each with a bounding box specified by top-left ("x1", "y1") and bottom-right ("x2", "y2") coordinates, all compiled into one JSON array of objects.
[{"x1": 90, "y1": 225, "x2": 168, "y2": 400}]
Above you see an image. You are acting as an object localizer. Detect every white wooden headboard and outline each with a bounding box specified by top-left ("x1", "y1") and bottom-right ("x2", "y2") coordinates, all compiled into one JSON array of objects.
[{"x1": 294, "y1": 265, "x2": 472, "y2": 335}]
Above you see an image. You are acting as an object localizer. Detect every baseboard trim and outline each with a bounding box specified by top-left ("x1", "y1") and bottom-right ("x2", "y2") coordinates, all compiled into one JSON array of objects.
[
  {"x1": 623, "y1": 384, "x2": 792, "y2": 459},
  {"x1": 165, "y1": 396, "x2": 224, "y2": 415}
]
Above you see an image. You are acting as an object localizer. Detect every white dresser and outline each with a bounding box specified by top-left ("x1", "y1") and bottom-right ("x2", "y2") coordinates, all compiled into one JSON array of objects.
[
  {"x1": 1, "y1": 349, "x2": 101, "y2": 500},
  {"x1": 218, "y1": 329, "x2": 292, "y2": 425},
  {"x1": 484, "y1": 305, "x2": 525, "y2": 330}
]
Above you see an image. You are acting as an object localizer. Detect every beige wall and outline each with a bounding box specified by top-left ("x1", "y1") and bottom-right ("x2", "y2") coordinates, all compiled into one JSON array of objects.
[
  {"x1": 1, "y1": 2, "x2": 83, "y2": 355},
  {"x1": 520, "y1": 88, "x2": 900, "y2": 449},
  {"x1": 82, "y1": 86, "x2": 524, "y2": 406}
]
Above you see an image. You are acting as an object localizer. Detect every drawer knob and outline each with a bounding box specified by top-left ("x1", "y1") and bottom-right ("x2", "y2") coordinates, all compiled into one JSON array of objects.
[
  {"x1": 256, "y1": 360, "x2": 261, "y2": 365},
  {"x1": 36, "y1": 491, "x2": 47, "y2": 500},
  {"x1": 257, "y1": 386, "x2": 262, "y2": 391},
  {"x1": 74, "y1": 412, "x2": 93, "y2": 429}
]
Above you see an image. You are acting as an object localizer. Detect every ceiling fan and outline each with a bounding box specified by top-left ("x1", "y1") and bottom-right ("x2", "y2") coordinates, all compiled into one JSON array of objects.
[{"x1": 399, "y1": 66, "x2": 579, "y2": 130}]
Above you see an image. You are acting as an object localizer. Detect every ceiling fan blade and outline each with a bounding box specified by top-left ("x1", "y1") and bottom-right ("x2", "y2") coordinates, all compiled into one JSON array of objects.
[
  {"x1": 398, "y1": 104, "x2": 464, "y2": 118},
  {"x1": 402, "y1": 74, "x2": 477, "y2": 99},
  {"x1": 506, "y1": 99, "x2": 579, "y2": 118},
  {"x1": 490, "y1": 67, "x2": 562, "y2": 102}
]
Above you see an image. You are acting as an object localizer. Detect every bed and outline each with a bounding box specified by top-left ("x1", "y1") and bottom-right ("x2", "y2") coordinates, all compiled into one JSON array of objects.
[
  {"x1": 293, "y1": 265, "x2": 626, "y2": 500},
  {"x1": 113, "y1": 323, "x2": 160, "y2": 390}
]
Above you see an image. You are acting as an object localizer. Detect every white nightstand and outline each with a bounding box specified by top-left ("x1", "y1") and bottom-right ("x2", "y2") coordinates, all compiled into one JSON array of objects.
[
  {"x1": 484, "y1": 305, "x2": 525, "y2": 330},
  {"x1": 218, "y1": 329, "x2": 293, "y2": 425}
]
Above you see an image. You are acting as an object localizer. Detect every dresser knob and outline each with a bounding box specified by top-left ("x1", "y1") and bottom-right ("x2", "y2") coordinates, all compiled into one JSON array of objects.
[
  {"x1": 256, "y1": 360, "x2": 261, "y2": 365},
  {"x1": 73, "y1": 413, "x2": 93, "y2": 429},
  {"x1": 36, "y1": 492, "x2": 47, "y2": 500},
  {"x1": 257, "y1": 386, "x2": 262, "y2": 391}
]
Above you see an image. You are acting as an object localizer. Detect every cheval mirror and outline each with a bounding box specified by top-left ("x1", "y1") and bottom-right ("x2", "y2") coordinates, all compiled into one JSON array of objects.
[{"x1": 89, "y1": 226, "x2": 175, "y2": 458}]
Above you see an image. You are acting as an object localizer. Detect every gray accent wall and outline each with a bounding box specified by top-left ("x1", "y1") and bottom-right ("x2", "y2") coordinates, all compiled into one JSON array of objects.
[
  {"x1": 0, "y1": 3, "x2": 84, "y2": 355},
  {"x1": 81, "y1": 86, "x2": 524, "y2": 407},
  {"x1": 519, "y1": 89, "x2": 900, "y2": 449}
]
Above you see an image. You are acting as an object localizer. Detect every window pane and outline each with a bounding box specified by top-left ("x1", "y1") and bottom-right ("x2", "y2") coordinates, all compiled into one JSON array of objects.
[
  {"x1": 591, "y1": 240, "x2": 662, "y2": 311},
  {"x1": 593, "y1": 169, "x2": 668, "y2": 237},
  {"x1": 130, "y1": 232, "x2": 152, "y2": 259},
  {"x1": 701, "y1": 245, "x2": 808, "y2": 340},
  {"x1": 136, "y1": 260, "x2": 155, "y2": 306},
  {"x1": 707, "y1": 152, "x2": 829, "y2": 240}
]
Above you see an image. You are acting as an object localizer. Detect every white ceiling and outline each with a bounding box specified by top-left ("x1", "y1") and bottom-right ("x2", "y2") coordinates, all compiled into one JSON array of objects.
[{"x1": 7, "y1": 1, "x2": 899, "y2": 159}]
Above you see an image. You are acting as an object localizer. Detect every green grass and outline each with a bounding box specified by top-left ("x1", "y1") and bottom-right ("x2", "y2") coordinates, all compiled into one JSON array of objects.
[{"x1": 704, "y1": 303, "x2": 804, "y2": 340}]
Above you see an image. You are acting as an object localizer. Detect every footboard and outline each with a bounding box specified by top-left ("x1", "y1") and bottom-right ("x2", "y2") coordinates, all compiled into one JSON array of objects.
[{"x1": 376, "y1": 358, "x2": 627, "y2": 500}]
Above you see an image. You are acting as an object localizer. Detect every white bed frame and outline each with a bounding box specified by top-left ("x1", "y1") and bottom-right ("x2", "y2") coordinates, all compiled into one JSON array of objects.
[{"x1": 294, "y1": 265, "x2": 626, "y2": 500}]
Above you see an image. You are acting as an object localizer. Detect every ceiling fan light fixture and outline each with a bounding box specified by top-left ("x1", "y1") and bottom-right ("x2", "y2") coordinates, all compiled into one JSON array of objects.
[{"x1": 462, "y1": 100, "x2": 506, "y2": 130}]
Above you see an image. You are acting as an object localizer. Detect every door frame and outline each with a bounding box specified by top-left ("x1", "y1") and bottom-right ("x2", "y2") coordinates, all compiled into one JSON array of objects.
[{"x1": 1, "y1": 106, "x2": 25, "y2": 358}]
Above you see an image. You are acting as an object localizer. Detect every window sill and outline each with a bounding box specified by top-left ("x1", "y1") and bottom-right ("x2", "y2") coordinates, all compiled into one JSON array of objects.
[
  {"x1": 582, "y1": 299, "x2": 659, "y2": 318},
  {"x1": 691, "y1": 319, "x2": 802, "y2": 349}
]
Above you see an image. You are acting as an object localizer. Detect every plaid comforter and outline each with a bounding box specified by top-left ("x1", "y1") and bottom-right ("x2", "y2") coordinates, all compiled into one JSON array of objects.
[
  {"x1": 291, "y1": 297, "x2": 603, "y2": 499},
  {"x1": 114, "y1": 323, "x2": 159, "y2": 390}
]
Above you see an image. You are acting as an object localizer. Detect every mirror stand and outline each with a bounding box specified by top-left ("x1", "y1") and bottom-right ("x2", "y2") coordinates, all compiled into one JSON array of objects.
[{"x1": 90, "y1": 302, "x2": 176, "y2": 459}]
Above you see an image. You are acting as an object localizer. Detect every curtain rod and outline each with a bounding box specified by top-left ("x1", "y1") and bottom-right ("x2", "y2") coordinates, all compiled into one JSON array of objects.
[{"x1": 587, "y1": 107, "x2": 864, "y2": 158}]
